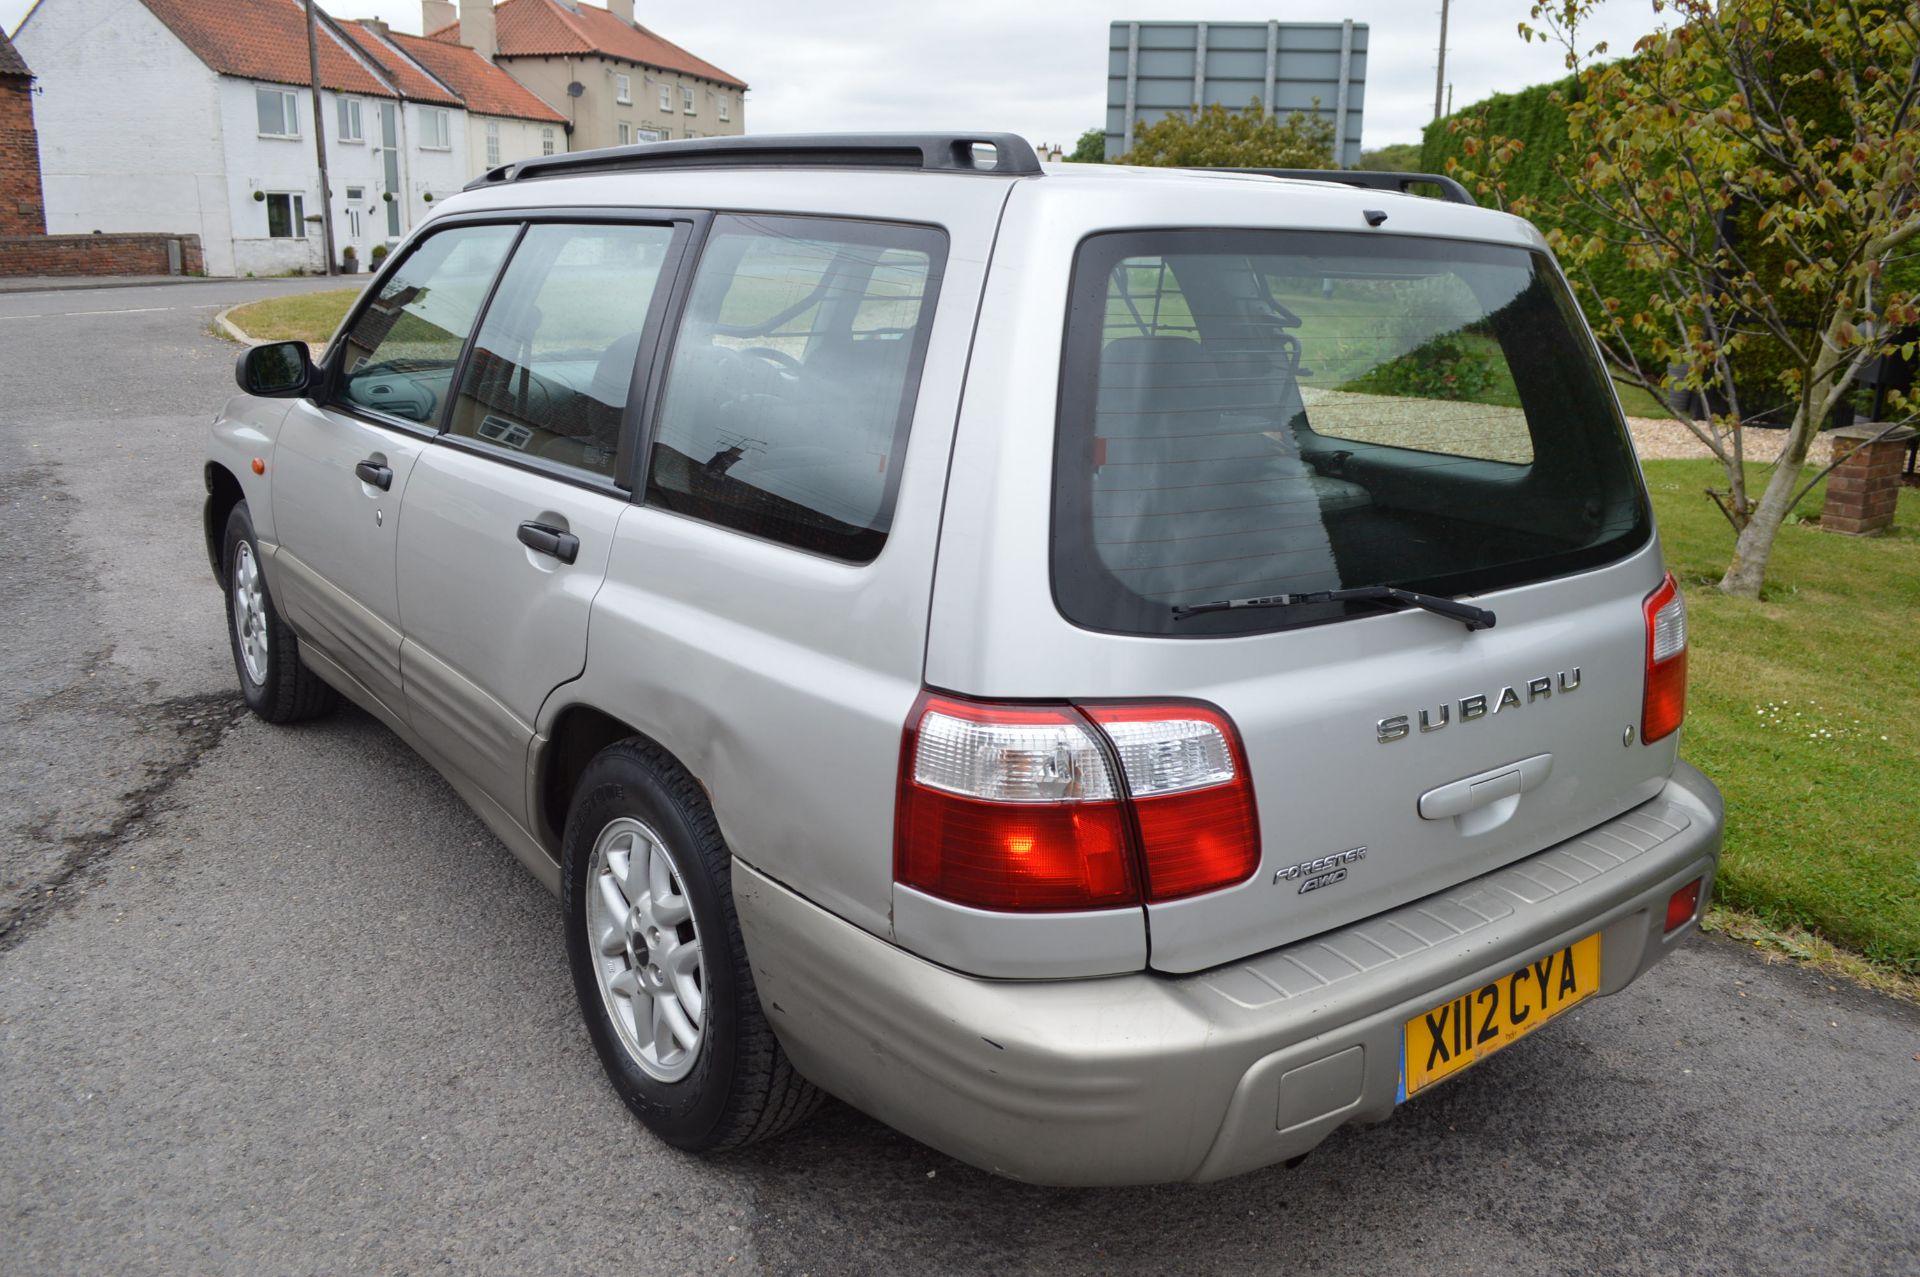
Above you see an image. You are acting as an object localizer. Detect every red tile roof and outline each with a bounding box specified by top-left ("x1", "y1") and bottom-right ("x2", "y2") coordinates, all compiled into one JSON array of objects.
[
  {"x1": 429, "y1": 0, "x2": 745, "y2": 90},
  {"x1": 372, "y1": 25, "x2": 569, "y2": 124},
  {"x1": 139, "y1": 0, "x2": 397, "y2": 97},
  {"x1": 338, "y1": 21, "x2": 463, "y2": 108},
  {"x1": 0, "y1": 27, "x2": 32, "y2": 79}
]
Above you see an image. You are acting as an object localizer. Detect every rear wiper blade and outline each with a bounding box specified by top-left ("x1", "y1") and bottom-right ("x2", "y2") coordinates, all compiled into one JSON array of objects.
[{"x1": 1171, "y1": 586, "x2": 1496, "y2": 630}]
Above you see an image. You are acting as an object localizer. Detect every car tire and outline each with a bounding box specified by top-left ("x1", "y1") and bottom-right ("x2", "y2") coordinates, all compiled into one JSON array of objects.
[
  {"x1": 222, "y1": 501, "x2": 337, "y2": 724},
  {"x1": 562, "y1": 737, "x2": 822, "y2": 1152}
]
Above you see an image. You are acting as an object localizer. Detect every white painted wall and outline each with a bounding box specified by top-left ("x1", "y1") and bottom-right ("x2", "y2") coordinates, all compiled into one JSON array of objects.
[
  {"x1": 218, "y1": 78, "x2": 387, "y2": 275},
  {"x1": 403, "y1": 101, "x2": 468, "y2": 230},
  {"x1": 464, "y1": 114, "x2": 563, "y2": 179},
  {"x1": 15, "y1": 0, "x2": 231, "y2": 269}
]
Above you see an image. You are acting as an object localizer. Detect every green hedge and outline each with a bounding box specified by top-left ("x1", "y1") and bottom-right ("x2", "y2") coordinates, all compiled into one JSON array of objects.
[
  {"x1": 1417, "y1": 78, "x2": 1659, "y2": 364},
  {"x1": 1422, "y1": 52, "x2": 1912, "y2": 422}
]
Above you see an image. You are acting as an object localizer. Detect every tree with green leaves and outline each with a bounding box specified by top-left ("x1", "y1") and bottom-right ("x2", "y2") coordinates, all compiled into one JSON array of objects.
[
  {"x1": 1453, "y1": 0, "x2": 1919, "y2": 598},
  {"x1": 1123, "y1": 100, "x2": 1336, "y2": 170},
  {"x1": 1067, "y1": 128, "x2": 1106, "y2": 163}
]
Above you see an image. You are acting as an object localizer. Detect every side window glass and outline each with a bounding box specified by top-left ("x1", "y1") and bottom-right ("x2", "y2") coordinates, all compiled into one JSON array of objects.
[
  {"x1": 446, "y1": 223, "x2": 677, "y2": 482},
  {"x1": 645, "y1": 215, "x2": 946, "y2": 562},
  {"x1": 335, "y1": 224, "x2": 517, "y2": 425}
]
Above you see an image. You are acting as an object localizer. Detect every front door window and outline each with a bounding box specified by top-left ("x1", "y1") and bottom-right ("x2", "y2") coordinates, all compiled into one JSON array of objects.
[{"x1": 333, "y1": 225, "x2": 518, "y2": 425}]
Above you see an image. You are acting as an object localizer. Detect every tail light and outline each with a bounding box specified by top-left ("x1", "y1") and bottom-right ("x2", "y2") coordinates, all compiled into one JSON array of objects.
[
  {"x1": 895, "y1": 693, "x2": 1260, "y2": 912},
  {"x1": 1642, "y1": 572, "x2": 1688, "y2": 744}
]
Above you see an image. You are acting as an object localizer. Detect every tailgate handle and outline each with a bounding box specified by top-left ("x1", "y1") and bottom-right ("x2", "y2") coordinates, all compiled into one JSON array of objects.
[{"x1": 1418, "y1": 754, "x2": 1553, "y2": 821}]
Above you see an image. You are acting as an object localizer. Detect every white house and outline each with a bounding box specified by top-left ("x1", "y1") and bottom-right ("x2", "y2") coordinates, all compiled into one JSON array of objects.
[
  {"x1": 343, "y1": 19, "x2": 567, "y2": 179},
  {"x1": 15, "y1": 0, "x2": 566, "y2": 276}
]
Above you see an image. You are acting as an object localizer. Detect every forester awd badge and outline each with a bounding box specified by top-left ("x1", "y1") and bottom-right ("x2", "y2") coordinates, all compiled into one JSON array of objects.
[{"x1": 1274, "y1": 847, "x2": 1366, "y2": 893}]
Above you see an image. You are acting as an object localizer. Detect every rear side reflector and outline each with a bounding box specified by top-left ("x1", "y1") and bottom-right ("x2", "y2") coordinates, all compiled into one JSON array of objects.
[
  {"x1": 895, "y1": 693, "x2": 1261, "y2": 912},
  {"x1": 1666, "y1": 878, "x2": 1703, "y2": 933},
  {"x1": 1642, "y1": 572, "x2": 1688, "y2": 744}
]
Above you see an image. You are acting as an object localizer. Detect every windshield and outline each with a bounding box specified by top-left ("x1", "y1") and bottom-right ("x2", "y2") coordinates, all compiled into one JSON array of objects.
[{"x1": 1052, "y1": 229, "x2": 1650, "y2": 637}]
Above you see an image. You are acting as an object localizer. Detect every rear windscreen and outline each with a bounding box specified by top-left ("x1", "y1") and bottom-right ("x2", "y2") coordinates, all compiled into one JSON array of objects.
[{"x1": 1053, "y1": 230, "x2": 1651, "y2": 636}]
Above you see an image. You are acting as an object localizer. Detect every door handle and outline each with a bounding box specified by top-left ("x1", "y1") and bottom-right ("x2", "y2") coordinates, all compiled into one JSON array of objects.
[
  {"x1": 1418, "y1": 754, "x2": 1553, "y2": 820},
  {"x1": 518, "y1": 521, "x2": 580, "y2": 564},
  {"x1": 354, "y1": 459, "x2": 393, "y2": 490}
]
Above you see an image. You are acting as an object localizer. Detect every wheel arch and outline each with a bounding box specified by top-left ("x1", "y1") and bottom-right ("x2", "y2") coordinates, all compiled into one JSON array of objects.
[
  {"x1": 536, "y1": 703, "x2": 708, "y2": 856},
  {"x1": 204, "y1": 461, "x2": 246, "y2": 583}
]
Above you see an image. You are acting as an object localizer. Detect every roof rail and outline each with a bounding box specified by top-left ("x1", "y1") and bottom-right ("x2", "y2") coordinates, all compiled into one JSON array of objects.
[
  {"x1": 1205, "y1": 168, "x2": 1477, "y2": 207},
  {"x1": 468, "y1": 132, "x2": 1045, "y2": 190}
]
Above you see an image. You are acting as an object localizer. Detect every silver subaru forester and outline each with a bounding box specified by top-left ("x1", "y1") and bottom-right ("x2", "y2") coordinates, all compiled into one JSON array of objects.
[{"x1": 207, "y1": 133, "x2": 1722, "y2": 1185}]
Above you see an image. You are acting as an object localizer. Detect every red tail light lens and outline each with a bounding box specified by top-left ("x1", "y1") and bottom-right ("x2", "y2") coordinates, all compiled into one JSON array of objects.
[
  {"x1": 895, "y1": 695, "x2": 1137, "y2": 910},
  {"x1": 1666, "y1": 878, "x2": 1703, "y2": 933},
  {"x1": 895, "y1": 693, "x2": 1261, "y2": 912},
  {"x1": 1078, "y1": 702, "x2": 1261, "y2": 902},
  {"x1": 1642, "y1": 572, "x2": 1688, "y2": 744}
]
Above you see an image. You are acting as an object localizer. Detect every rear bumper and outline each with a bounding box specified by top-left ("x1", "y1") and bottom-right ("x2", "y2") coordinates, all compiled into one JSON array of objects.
[{"x1": 734, "y1": 762, "x2": 1723, "y2": 1186}]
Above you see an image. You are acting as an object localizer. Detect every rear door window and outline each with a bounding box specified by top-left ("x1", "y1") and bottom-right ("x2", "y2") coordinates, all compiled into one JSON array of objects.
[
  {"x1": 644, "y1": 215, "x2": 947, "y2": 562},
  {"x1": 1054, "y1": 230, "x2": 1649, "y2": 636},
  {"x1": 445, "y1": 222, "x2": 679, "y2": 482}
]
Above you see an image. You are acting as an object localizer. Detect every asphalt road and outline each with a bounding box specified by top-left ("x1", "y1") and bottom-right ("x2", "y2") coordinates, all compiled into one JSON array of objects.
[{"x1": 1, "y1": 279, "x2": 1916, "y2": 1276}]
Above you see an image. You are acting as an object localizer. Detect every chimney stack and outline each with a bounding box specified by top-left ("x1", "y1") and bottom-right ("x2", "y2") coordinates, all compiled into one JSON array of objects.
[
  {"x1": 608, "y1": 0, "x2": 634, "y2": 24},
  {"x1": 459, "y1": 0, "x2": 497, "y2": 59},
  {"x1": 421, "y1": 0, "x2": 454, "y2": 35}
]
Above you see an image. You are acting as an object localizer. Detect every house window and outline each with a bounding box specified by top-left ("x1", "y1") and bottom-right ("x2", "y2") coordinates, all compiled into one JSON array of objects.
[
  {"x1": 658, "y1": 84, "x2": 672, "y2": 112},
  {"x1": 682, "y1": 87, "x2": 696, "y2": 114},
  {"x1": 615, "y1": 73, "x2": 632, "y2": 104},
  {"x1": 617, "y1": 123, "x2": 630, "y2": 145},
  {"x1": 485, "y1": 120, "x2": 500, "y2": 167},
  {"x1": 265, "y1": 192, "x2": 305, "y2": 238},
  {"x1": 717, "y1": 95, "x2": 729, "y2": 123},
  {"x1": 420, "y1": 108, "x2": 451, "y2": 150},
  {"x1": 337, "y1": 97, "x2": 363, "y2": 142},
  {"x1": 256, "y1": 87, "x2": 298, "y2": 138},
  {"x1": 541, "y1": 126, "x2": 556, "y2": 155}
]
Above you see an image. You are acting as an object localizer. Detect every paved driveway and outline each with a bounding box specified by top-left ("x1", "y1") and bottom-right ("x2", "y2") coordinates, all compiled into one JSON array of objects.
[{"x1": 1, "y1": 280, "x2": 1916, "y2": 1276}]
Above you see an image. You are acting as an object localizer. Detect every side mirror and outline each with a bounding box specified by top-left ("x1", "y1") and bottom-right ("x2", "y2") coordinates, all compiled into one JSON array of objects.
[{"x1": 234, "y1": 340, "x2": 314, "y2": 398}]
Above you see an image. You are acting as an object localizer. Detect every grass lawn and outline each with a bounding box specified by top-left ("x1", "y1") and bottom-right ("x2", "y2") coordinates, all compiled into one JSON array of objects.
[
  {"x1": 225, "y1": 287, "x2": 361, "y2": 345},
  {"x1": 1645, "y1": 459, "x2": 1920, "y2": 975},
  {"x1": 225, "y1": 285, "x2": 1918, "y2": 976},
  {"x1": 1612, "y1": 378, "x2": 1668, "y2": 418}
]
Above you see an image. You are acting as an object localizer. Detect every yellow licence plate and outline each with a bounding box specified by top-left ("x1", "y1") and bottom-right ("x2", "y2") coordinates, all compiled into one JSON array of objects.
[{"x1": 1401, "y1": 933, "x2": 1602, "y2": 1099}]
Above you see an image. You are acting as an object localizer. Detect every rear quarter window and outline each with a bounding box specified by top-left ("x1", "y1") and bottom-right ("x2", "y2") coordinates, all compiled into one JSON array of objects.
[{"x1": 644, "y1": 215, "x2": 947, "y2": 563}]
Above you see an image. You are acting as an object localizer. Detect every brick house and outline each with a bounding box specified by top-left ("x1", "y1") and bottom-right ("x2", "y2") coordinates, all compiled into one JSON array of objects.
[
  {"x1": 423, "y1": 0, "x2": 746, "y2": 152},
  {"x1": 0, "y1": 26, "x2": 45, "y2": 234}
]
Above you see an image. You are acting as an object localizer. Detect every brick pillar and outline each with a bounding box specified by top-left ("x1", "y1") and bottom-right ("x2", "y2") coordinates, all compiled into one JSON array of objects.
[{"x1": 1820, "y1": 424, "x2": 1916, "y2": 535}]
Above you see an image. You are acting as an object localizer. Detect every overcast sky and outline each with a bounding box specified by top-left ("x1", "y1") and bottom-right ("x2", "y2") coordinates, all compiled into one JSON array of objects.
[{"x1": 3, "y1": 0, "x2": 1671, "y2": 151}]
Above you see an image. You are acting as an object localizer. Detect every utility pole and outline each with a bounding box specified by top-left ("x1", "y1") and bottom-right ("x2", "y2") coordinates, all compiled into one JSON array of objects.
[
  {"x1": 1433, "y1": 0, "x2": 1451, "y2": 121},
  {"x1": 305, "y1": 0, "x2": 337, "y2": 276}
]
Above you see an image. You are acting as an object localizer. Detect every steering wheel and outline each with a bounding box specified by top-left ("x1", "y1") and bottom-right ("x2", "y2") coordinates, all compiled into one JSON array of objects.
[{"x1": 736, "y1": 345, "x2": 802, "y2": 373}]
